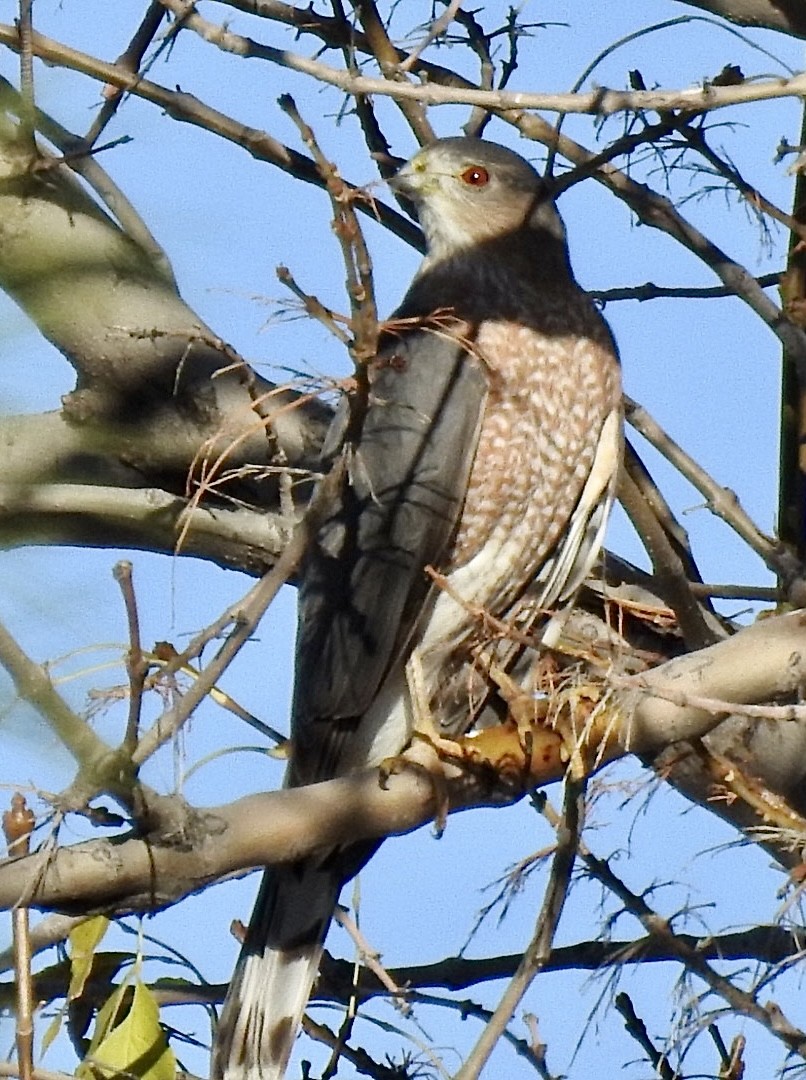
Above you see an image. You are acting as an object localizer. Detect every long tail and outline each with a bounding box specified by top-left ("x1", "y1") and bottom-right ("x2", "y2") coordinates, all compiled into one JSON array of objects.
[{"x1": 212, "y1": 862, "x2": 342, "y2": 1080}]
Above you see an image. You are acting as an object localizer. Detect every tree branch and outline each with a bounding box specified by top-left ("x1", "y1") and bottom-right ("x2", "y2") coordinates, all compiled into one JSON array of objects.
[
  {"x1": 1, "y1": 610, "x2": 804, "y2": 916},
  {"x1": 0, "y1": 479, "x2": 291, "y2": 576}
]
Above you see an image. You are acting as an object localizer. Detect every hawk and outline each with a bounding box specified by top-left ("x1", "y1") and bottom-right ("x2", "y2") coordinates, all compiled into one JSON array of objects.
[{"x1": 213, "y1": 137, "x2": 622, "y2": 1079}]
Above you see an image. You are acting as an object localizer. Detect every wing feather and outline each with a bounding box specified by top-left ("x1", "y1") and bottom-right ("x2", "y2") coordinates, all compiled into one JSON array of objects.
[{"x1": 291, "y1": 326, "x2": 487, "y2": 781}]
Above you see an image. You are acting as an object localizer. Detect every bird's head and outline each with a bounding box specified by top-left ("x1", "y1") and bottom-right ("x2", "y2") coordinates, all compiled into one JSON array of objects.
[{"x1": 390, "y1": 136, "x2": 566, "y2": 266}]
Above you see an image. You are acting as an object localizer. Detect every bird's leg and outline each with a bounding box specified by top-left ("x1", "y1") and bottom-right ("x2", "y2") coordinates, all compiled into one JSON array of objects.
[
  {"x1": 378, "y1": 651, "x2": 464, "y2": 835},
  {"x1": 407, "y1": 649, "x2": 468, "y2": 755}
]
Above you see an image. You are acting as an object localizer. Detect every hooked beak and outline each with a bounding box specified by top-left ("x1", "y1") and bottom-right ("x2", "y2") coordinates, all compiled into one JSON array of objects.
[{"x1": 389, "y1": 157, "x2": 430, "y2": 200}]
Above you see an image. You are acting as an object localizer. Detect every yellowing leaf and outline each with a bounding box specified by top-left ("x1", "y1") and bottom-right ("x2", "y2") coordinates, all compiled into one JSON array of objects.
[
  {"x1": 42, "y1": 918, "x2": 113, "y2": 1057},
  {"x1": 68, "y1": 916, "x2": 110, "y2": 1001},
  {"x1": 80, "y1": 981, "x2": 175, "y2": 1080},
  {"x1": 40, "y1": 1009, "x2": 65, "y2": 1056}
]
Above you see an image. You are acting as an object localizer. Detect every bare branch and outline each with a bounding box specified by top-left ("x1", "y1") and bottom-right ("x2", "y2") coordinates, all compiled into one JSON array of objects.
[
  {"x1": 454, "y1": 780, "x2": 582, "y2": 1080},
  {"x1": 625, "y1": 396, "x2": 799, "y2": 584},
  {"x1": 0, "y1": 619, "x2": 135, "y2": 805},
  {"x1": 6, "y1": 19, "x2": 806, "y2": 120},
  {"x1": 1, "y1": 609, "x2": 803, "y2": 916},
  {"x1": 0, "y1": 479, "x2": 292, "y2": 577},
  {"x1": 0, "y1": 24, "x2": 421, "y2": 247},
  {"x1": 619, "y1": 444, "x2": 722, "y2": 650},
  {"x1": 620, "y1": 609, "x2": 806, "y2": 752},
  {"x1": 591, "y1": 272, "x2": 781, "y2": 302},
  {"x1": 580, "y1": 842, "x2": 806, "y2": 1059}
]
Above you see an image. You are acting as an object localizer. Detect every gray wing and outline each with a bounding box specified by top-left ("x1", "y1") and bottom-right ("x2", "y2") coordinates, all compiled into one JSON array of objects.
[{"x1": 291, "y1": 327, "x2": 487, "y2": 781}]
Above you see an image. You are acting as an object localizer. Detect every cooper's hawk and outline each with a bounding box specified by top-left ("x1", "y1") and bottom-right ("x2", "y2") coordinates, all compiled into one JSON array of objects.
[{"x1": 213, "y1": 137, "x2": 622, "y2": 1079}]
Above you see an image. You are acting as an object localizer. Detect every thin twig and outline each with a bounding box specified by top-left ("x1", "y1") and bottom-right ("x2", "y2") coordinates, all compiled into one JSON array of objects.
[
  {"x1": 578, "y1": 841, "x2": 806, "y2": 1060},
  {"x1": 614, "y1": 992, "x2": 676, "y2": 1079},
  {"x1": 0, "y1": 619, "x2": 138, "y2": 808},
  {"x1": 453, "y1": 779, "x2": 583, "y2": 1080},
  {"x1": 675, "y1": 117, "x2": 806, "y2": 242},
  {"x1": 113, "y1": 561, "x2": 148, "y2": 753},
  {"x1": 333, "y1": 906, "x2": 411, "y2": 1014},
  {"x1": 0, "y1": 1065, "x2": 77, "y2": 1080},
  {"x1": 132, "y1": 455, "x2": 346, "y2": 767},
  {"x1": 613, "y1": 671, "x2": 806, "y2": 723},
  {"x1": 16, "y1": 0, "x2": 35, "y2": 155},
  {"x1": 452, "y1": 6, "x2": 496, "y2": 138},
  {"x1": 276, "y1": 265, "x2": 351, "y2": 346},
  {"x1": 547, "y1": 15, "x2": 691, "y2": 179},
  {"x1": 300, "y1": 1015, "x2": 406, "y2": 1080},
  {"x1": 84, "y1": 1, "x2": 166, "y2": 148},
  {"x1": 590, "y1": 272, "x2": 781, "y2": 303},
  {"x1": 619, "y1": 444, "x2": 721, "y2": 650},
  {"x1": 406, "y1": 989, "x2": 555, "y2": 1078},
  {"x1": 278, "y1": 94, "x2": 379, "y2": 366},
  {"x1": 350, "y1": 0, "x2": 434, "y2": 145},
  {"x1": 398, "y1": 0, "x2": 463, "y2": 73},
  {"x1": 689, "y1": 582, "x2": 777, "y2": 601},
  {"x1": 3, "y1": 794, "x2": 36, "y2": 1080},
  {"x1": 508, "y1": 108, "x2": 806, "y2": 373},
  {"x1": 624, "y1": 395, "x2": 800, "y2": 584}
]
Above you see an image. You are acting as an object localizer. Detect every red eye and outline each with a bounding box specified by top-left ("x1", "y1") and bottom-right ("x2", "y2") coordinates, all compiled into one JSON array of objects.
[{"x1": 460, "y1": 165, "x2": 490, "y2": 187}]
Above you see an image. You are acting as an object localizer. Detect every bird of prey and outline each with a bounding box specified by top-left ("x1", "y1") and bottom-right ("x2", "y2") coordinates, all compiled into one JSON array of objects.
[{"x1": 213, "y1": 136, "x2": 622, "y2": 1079}]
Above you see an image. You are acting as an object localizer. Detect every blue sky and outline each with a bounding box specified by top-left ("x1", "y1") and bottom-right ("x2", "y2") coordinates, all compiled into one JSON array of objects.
[{"x1": 1, "y1": 3, "x2": 805, "y2": 1077}]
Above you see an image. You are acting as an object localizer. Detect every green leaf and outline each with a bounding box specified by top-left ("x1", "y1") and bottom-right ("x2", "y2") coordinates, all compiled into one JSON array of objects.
[
  {"x1": 77, "y1": 977, "x2": 129, "y2": 1079},
  {"x1": 79, "y1": 980, "x2": 175, "y2": 1080}
]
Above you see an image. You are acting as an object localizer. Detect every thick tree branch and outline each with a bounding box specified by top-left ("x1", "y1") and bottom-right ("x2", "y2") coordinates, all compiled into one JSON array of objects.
[
  {"x1": 1, "y1": 611, "x2": 804, "y2": 917},
  {"x1": 0, "y1": 478, "x2": 290, "y2": 576},
  {"x1": 0, "y1": 765, "x2": 522, "y2": 915},
  {"x1": 623, "y1": 609, "x2": 806, "y2": 752},
  {"x1": 0, "y1": 88, "x2": 331, "y2": 557}
]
